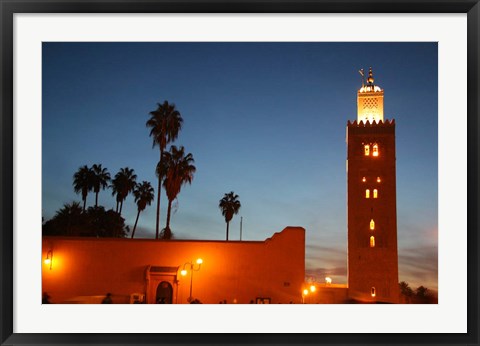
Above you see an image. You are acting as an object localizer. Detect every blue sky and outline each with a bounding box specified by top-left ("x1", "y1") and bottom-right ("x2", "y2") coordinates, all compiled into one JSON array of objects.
[{"x1": 42, "y1": 42, "x2": 438, "y2": 290}]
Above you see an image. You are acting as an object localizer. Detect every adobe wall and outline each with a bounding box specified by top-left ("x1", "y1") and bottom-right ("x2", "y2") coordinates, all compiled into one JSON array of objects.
[
  {"x1": 42, "y1": 227, "x2": 305, "y2": 304},
  {"x1": 315, "y1": 285, "x2": 349, "y2": 304}
]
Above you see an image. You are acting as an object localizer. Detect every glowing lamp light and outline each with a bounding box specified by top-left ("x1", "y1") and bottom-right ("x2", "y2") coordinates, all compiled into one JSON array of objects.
[
  {"x1": 303, "y1": 289, "x2": 309, "y2": 296},
  {"x1": 44, "y1": 250, "x2": 53, "y2": 270},
  {"x1": 181, "y1": 258, "x2": 203, "y2": 302},
  {"x1": 325, "y1": 277, "x2": 332, "y2": 285},
  {"x1": 309, "y1": 285, "x2": 316, "y2": 293}
]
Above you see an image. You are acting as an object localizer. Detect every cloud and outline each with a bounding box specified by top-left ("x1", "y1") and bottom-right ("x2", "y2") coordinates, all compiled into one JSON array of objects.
[
  {"x1": 398, "y1": 245, "x2": 438, "y2": 290},
  {"x1": 305, "y1": 266, "x2": 348, "y2": 284},
  {"x1": 129, "y1": 225, "x2": 155, "y2": 239},
  {"x1": 306, "y1": 243, "x2": 347, "y2": 256}
]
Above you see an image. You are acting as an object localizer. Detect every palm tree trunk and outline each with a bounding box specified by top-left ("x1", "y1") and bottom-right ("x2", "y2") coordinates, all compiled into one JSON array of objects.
[
  {"x1": 155, "y1": 150, "x2": 163, "y2": 240},
  {"x1": 115, "y1": 200, "x2": 119, "y2": 213},
  {"x1": 226, "y1": 221, "x2": 229, "y2": 241},
  {"x1": 95, "y1": 192, "x2": 99, "y2": 207},
  {"x1": 82, "y1": 197, "x2": 86, "y2": 212},
  {"x1": 131, "y1": 210, "x2": 140, "y2": 239},
  {"x1": 155, "y1": 177, "x2": 161, "y2": 239},
  {"x1": 166, "y1": 198, "x2": 172, "y2": 234},
  {"x1": 119, "y1": 200, "x2": 123, "y2": 216}
]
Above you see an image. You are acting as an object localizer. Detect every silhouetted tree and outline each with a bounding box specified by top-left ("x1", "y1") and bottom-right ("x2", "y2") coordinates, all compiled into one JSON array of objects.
[
  {"x1": 110, "y1": 178, "x2": 123, "y2": 213},
  {"x1": 398, "y1": 282, "x2": 437, "y2": 304},
  {"x1": 414, "y1": 285, "x2": 437, "y2": 303},
  {"x1": 219, "y1": 191, "x2": 241, "y2": 241},
  {"x1": 91, "y1": 164, "x2": 111, "y2": 207},
  {"x1": 131, "y1": 181, "x2": 155, "y2": 239},
  {"x1": 43, "y1": 204, "x2": 128, "y2": 238},
  {"x1": 399, "y1": 281, "x2": 414, "y2": 303},
  {"x1": 86, "y1": 206, "x2": 128, "y2": 238},
  {"x1": 146, "y1": 101, "x2": 183, "y2": 239},
  {"x1": 43, "y1": 202, "x2": 84, "y2": 236},
  {"x1": 160, "y1": 145, "x2": 196, "y2": 239},
  {"x1": 110, "y1": 167, "x2": 137, "y2": 216},
  {"x1": 73, "y1": 165, "x2": 93, "y2": 211}
]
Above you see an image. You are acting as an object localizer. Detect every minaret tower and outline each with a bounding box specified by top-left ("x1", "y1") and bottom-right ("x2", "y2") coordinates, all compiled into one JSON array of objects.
[{"x1": 346, "y1": 68, "x2": 399, "y2": 303}]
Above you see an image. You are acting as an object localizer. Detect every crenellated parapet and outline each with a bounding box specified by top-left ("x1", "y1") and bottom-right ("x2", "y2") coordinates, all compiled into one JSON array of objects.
[
  {"x1": 347, "y1": 119, "x2": 395, "y2": 127},
  {"x1": 347, "y1": 119, "x2": 395, "y2": 136}
]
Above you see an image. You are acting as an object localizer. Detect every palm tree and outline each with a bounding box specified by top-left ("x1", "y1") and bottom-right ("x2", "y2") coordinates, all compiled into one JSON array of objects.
[
  {"x1": 219, "y1": 191, "x2": 241, "y2": 241},
  {"x1": 131, "y1": 181, "x2": 155, "y2": 239},
  {"x1": 146, "y1": 101, "x2": 183, "y2": 239},
  {"x1": 73, "y1": 165, "x2": 93, "y2": 211},
  {"x1": 110, "y1": 180, "x2": 123, "y2": 213},
  {"x1": 160, "y1": 146, "x2": 196, "y2": 240},
  {"x1": 91, "y1": 164, "x2": 111, "y2": 207},
  {"x1": 55, "y1": 201, "x2": 84, "y2": 235},
  {"x1": 110, "y1": 167, "x2": 137, "y2": 216}
]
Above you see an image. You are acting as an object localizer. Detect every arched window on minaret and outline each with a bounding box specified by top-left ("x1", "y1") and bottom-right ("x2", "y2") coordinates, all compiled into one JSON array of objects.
[
  {"x1": 364, "y1": 144, "x2": 370, "y2": 156},
  {"x1": 370, "y1": 236, "x2": 375, "y2": 248},
  {"x1": 371, "y1": 287, "x2": 376, "y2": 297},
  {"x1": 365, "y1": 189, "x2": 370, "y2": 198},
  {"x1": 372, "y1": 143, "x2": 379, "y2": 156},
  {"x1": 370, "y1": 219, "x2": 375, "y2": 230},
  {"x1": 373, "y1": 189, "x2": 378, "y2": 198}
]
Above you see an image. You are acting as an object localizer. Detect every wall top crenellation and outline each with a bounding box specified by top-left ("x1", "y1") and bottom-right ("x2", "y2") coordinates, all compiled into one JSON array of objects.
[{"x1": 347, "y1": 119, "x2": 395, "y2": 127}]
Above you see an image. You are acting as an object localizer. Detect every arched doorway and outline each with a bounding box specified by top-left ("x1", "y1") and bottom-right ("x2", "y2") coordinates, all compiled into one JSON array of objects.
[{"x1": 156, "y1": 281, "x2": 173, "y2": 304}]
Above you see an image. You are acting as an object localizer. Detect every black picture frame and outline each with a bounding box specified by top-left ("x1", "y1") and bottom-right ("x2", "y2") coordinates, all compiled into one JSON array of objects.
[{"x1": 1, "y1": 1, "x2": 478, "y2": 345}]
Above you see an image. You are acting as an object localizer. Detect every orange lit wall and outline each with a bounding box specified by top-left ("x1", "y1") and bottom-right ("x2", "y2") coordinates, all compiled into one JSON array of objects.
[
  {"x1": 311, "y1": 284, "x2": 349, "y2": 304},
  {"x1": 42, "y1": 227, "x2": 305, "y2": 304}
]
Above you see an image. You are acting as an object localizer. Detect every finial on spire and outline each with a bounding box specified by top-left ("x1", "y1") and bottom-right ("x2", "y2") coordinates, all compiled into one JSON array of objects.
[
  {"x1": 367, "y1": 67, "x2": 374, "y2": 84},
  {"x1": 358, "y1": 69, "x2": 365, "y2": 87}
]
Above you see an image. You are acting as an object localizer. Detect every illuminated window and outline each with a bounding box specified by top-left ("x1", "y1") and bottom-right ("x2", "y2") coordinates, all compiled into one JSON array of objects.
[
  {"x1": 370, "y1": 219, "x2": 375, "y2": 230},
  {"x1": 372, "y1": 144, "x2": 379, "y2": 156},
  {"x1": 362, "y1": 177, "x2": 366, "y2": 182},
  {"x1": 377, "y1": 177, "x2": 381, "y2": 183},
  {"x1": 364, "y1": 145, "x2": 370, "y2": 156},
  {"x1": 365, "y1": 189, "x2": 370, "y2": 198},
  {"x1": 370, "y1": 236, "x2": 375, "y2": 247},
  {"x1": 371, "y1": 287, "x2": 376, "y2": 297},
  {"x1": 373, "y1": 189, "x2": 378, "y2": 198}
]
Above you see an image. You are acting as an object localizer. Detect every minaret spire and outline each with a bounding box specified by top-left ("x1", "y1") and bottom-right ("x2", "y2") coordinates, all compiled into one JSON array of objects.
[
  {"x1": 367, "y1": 67, "x2": 374, "y2": 85},
  {"x1": 357, "y1": 67, "x2": 384, "y2": 124}
]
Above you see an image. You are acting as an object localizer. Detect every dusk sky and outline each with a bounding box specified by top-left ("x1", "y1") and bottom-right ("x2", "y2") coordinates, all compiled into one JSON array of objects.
[{"x1": 42, "y1": 42, "x2": 438, "y2": 290}]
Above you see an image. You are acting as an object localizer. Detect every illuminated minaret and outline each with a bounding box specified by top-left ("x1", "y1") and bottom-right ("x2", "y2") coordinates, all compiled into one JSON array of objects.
[{"x1": 346, "y1": 68, "x2": 399, "y2": 303}]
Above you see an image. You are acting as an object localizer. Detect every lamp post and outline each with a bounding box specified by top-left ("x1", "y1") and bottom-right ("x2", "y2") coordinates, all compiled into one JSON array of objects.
[
  {"x1": 44, "y1": 250, "x2": 53, "y2": 270},
  {"x1": 180, "y1": 258, "x2": 203, "y2": 302},
  {"x1": 303, "y1": 276, "x2": 317, "y2": 304},
  {"x1": 302, "y1": 289, "x2": 309, "y2": 304}
]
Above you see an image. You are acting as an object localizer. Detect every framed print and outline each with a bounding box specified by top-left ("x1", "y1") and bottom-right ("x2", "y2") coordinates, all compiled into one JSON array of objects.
[{"x1": 1, "y1": 1, "x2": 479, "y2": 345}]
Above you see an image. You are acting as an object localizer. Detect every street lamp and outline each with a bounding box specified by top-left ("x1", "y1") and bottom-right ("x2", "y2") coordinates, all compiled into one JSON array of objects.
[
  {"x1": 44, "y1": 250, "x2": 53, "y2": 270},
  {"x1": 180, "y1": 258, "x2": 203, "y2": 302},
  {"x1": 302, "y1": 288, "x2": 309, "y2": 304}
]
